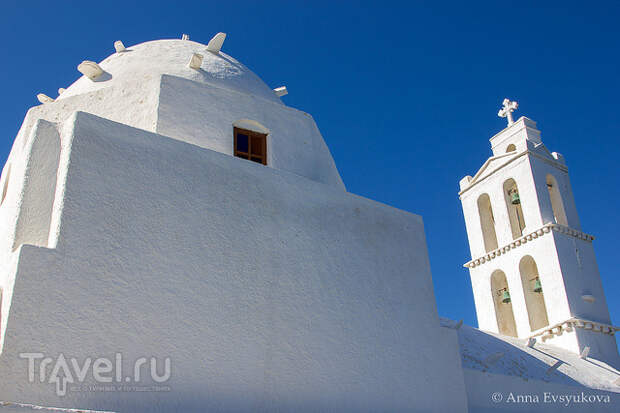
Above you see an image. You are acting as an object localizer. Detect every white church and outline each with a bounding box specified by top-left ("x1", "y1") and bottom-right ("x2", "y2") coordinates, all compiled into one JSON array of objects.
[{"x1": 0, "y1": 34, "x2": 618, "y2": 412}]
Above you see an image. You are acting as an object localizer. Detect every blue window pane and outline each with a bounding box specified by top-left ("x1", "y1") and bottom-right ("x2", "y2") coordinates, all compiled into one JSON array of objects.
[{"x1": 237, "y1": 133, "x2": 249, "y2": 153}]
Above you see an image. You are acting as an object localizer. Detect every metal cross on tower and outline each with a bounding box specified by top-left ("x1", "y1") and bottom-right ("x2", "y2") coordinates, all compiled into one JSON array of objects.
[{"x1": 498, "y1": 98, "x2": 518, "y2": 126}]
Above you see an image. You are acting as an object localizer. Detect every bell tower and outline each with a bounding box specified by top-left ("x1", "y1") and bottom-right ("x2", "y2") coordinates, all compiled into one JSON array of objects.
[{"x1": 459, "y1": 99, "x2": 619, "y2": 367}]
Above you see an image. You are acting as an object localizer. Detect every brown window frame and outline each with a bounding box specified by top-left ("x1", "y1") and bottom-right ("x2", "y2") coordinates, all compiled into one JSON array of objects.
[{"x1": 234, "y1": 127, "x2": 267, "y2": 165}]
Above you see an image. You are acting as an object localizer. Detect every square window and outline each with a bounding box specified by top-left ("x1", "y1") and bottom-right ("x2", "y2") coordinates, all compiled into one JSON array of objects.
[{"x1": 234, "y1": 127, "x2": 267, "y2": 165}]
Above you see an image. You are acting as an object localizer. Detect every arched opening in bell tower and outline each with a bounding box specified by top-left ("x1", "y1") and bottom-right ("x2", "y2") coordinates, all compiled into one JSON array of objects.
[
  {"x1": 519, "y1": 256, "x2": 549, "y2": 331},
  {"x1": 490, "y1": 270, "x2": 518, "y2": 337},
  {"x1": 503, "y1": 178, "x2": 526, "y2": 239},
  {"x1": 546, "y1": 174, "x2": 568, "y2": 226},
  {"x1": 477, "y1": 193, "x2": 498, "y2": 252}
]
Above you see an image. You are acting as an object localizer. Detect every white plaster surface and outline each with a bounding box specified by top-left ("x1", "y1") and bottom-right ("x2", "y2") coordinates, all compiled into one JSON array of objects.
[
  {"x1": 0, "y1": 401, "x2": 113, "y2": 412},
  {"x1": 0, "y1": 112, "x2": 468, "y2": 412},
  {"x1": 156, "y1": 75, "x2": 344, "y2": 188},
  {"x1": 442, "y1": 318, "x2": 620, "y2": 411}
]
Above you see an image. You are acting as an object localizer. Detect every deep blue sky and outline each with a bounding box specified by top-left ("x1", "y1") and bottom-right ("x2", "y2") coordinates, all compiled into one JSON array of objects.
[{"x1": 1, "y1": 1, "x2": 619, "y2": 329}]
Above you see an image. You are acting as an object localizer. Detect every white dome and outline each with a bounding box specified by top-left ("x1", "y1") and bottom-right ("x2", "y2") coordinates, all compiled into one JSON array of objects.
[
  {"x1": 59, "y1": 39, "x2": 281, "y2": 103},
  {"x1": 26, "y1": 37, "x2": 344, "y2": 189}
]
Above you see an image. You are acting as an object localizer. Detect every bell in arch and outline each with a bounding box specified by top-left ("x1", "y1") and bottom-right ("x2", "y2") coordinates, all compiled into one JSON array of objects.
[
  {"x1": 501, "y1": 290, "x2": 511, "y2": 303},
  {"x1": 533, "y1": 278, "x2": 543, "y2": 293},
  {"x1": 510, "y1": 189, "x2": 521, "y2": 205}
]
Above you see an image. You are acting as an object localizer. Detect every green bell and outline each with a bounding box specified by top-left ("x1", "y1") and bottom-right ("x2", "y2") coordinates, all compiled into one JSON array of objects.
[
  {"x1": 510, "y1": 191, "x2": 521, "y2": 205},
  {"x1": 501, "y1": 290, "x2": 511, "y2": 303},
  {"x1": 533, "y1": 278, "x2": 543, "y2": 293}
]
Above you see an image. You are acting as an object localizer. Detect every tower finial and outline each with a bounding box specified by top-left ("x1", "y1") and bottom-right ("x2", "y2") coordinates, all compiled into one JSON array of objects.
[{"x1": 498, "y1": 98, "x2": 518, "y2": 126}]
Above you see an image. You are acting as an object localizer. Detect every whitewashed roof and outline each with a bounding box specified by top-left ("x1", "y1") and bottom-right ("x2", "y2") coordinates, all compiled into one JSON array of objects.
[{"x1": 441, "y1": 318, "x2": 620, "y2": 393}]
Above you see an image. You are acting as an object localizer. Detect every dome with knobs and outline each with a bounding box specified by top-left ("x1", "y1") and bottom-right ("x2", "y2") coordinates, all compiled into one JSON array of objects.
[
  {"x1": 25, "y1": 35, "x2": 344, "y2": 189},
  {"x1": 60, "y1": 38, "x2": 282, "y2": 103}
]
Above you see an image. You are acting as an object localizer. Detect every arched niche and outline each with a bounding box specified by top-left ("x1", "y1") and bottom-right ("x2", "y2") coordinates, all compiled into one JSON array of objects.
[
  {"x1": 503, "y1": 178, "x2": 526, "y2": 239},
  {"x1": 490, "y1": 270, "x2": 517, "y2": 337},
  {"x1": 506, "y1": 144, "x2": 516, "y2": 153},
  {"x1": 546, "y1": 174, "x2": 568, "y2": 226},
  {"x1": 519, "y1": 256, "x2": 549, "y2": 331},
  {"x1": 477, "y1": 193, "x2": 498, "y2": 253},
  {"x1": 0, "y1": 164, "x2": 11, "y2": 207}
]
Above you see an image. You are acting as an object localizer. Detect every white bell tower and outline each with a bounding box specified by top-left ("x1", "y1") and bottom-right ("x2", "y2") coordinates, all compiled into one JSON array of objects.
[{"x1": 459, "y1": 99, "x2": 619, "y2": 367}]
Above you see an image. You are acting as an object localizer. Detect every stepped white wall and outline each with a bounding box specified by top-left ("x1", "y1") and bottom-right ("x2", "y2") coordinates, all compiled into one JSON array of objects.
[{"x1": 0, "y1": 112, "x2": 468, "y2": 412}]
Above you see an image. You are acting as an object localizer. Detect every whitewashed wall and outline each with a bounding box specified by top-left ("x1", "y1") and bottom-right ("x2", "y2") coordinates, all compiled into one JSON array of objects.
[
  {"x1": 156, "y1": 75, "x2": 344, "y2": 188},
  {"x1": 0, "y1": 112, "x2": 468, "y2": 412}
]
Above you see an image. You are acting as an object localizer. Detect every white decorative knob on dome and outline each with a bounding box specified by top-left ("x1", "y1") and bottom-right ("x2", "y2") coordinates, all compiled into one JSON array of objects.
[
  {"x1": 274, "y1": 86, "x2": 288, "y2": 97},
  {"x1": 114, "y1": 40, "x2": 126, "y2": 53},
  {"x1": 77, "y1": 61, "x2": 104, "y2": 80},
  {"x1": 206, "y1": 32, "x2": 226, "y2": 54},
  {"x1": 36, "y1": 93, "x2": 54, "y2": 104},
  {"x1": 188, "y1": 53, "x2": 203, "y2": 70}
]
